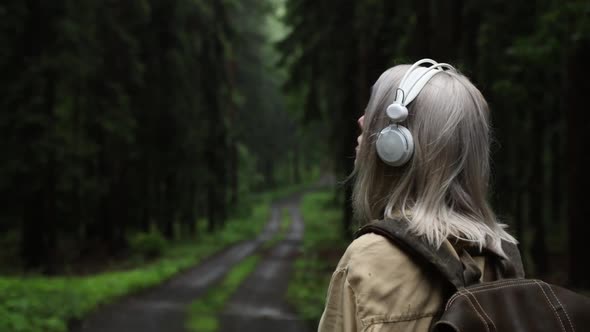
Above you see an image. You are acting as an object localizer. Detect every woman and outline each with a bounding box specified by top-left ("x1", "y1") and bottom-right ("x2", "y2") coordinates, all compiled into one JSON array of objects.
[{"x1": 318, "y1": 59, "x2": 518, "y2": 332}]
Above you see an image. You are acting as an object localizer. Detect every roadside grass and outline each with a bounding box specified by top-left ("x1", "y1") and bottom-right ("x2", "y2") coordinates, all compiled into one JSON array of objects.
[
  {"x1": 287, "y1": 190, "x2": 348, "y2": 326},
  {"x1": 186, "y1": 255, "x2": 260, "y2": 332},
  {"x1": 0, "y1": 189, "x2": 293, "y2": 332}
]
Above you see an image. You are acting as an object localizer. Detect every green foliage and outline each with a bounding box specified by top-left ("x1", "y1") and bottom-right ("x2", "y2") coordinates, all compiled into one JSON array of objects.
[
  {"x1": 287, "y1": 190, "x2": 347, "y2": 325},
  {"x1": 215, "y1": 202, "x2": 269, "y2": 245},
  {"x1": 128, "y1": 231, "x2": 168, "y2": 259},
  {"x1": 187, "y1": 255, "x2": 260, "y2": 332}
]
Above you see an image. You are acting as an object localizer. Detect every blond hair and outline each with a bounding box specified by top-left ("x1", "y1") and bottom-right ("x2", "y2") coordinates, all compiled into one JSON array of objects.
[{"x1": 352, "y1": 65, "x2": 516, "y2": 254}]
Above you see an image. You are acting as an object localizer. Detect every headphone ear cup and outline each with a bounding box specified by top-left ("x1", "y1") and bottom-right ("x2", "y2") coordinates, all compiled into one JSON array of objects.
[{"x1": 376, "y1": 125, "x2": 414, "y2": 166}]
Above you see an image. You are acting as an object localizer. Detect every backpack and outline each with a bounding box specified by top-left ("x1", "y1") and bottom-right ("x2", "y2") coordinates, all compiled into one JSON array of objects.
[{"x1": 355, "y1": 219, "x2": 590, "y2": 332}]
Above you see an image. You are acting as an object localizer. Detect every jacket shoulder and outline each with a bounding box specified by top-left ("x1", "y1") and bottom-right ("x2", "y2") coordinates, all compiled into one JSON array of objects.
[{"x1": 339, "y1": 233, "x2": 446, "y2": 328}]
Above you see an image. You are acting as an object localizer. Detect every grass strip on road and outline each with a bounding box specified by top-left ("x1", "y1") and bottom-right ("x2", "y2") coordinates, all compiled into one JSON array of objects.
[
  {"x1": 287, "y1": 190, "x2": 348, "y2": 326},
  {"x1": 186, "y1": 255, "x2": 260, "y2": 332},
  {"x1": 261, "y1": 207, "x2": 292, "y2": 251},
  {"x1": 186, "y1": 206, "x2": 294, "y2": 331}
]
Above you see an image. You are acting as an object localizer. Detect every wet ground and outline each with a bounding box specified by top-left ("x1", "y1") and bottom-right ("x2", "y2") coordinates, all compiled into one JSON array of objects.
[{"x1": 72, "y1": 195, "x2": 310, "y2": 332}]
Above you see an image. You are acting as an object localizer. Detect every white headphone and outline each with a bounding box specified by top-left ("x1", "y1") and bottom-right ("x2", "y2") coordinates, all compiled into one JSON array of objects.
[{"x1": 376, "y1": 59, "x2": 456, "y2": 166}]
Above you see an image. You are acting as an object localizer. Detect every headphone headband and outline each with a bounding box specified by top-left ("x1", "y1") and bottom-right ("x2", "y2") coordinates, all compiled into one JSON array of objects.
[{"x1": 395, "y1": 60, "x2": 456, "y2": 106}]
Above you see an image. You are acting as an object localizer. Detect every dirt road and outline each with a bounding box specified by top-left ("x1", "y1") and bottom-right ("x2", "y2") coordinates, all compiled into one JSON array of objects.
[{"x1": 219, "y1": 199, "x2": 311, "y2": 332}]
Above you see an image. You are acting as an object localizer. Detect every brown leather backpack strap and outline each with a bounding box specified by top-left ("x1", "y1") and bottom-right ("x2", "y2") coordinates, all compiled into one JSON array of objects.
[
  {"x1": 458, "y1": 249, "x2": 483, "y2": 285},
  {"x1": 499, "y1": 241, "x2": 525, "y2": 278},
  {"x1": 355, "y1": 219, "x2": 468, "y2": 289},
  {"x1": 459, "y1": 240, "x2": 525, "y2": 282}
]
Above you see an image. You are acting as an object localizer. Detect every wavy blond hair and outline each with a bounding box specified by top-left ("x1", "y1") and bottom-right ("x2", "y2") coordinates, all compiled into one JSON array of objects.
[{"x1": 353, "y1": 65, "x2": 516, "y2": 254}]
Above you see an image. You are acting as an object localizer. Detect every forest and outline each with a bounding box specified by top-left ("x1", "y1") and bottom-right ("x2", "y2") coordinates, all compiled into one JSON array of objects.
[
  {"x1": 0, "y1": 0, "x2": 306, "y2": 273},
  {"x1": 0, "y1": 0, "x2": 589, "y2": 331}
]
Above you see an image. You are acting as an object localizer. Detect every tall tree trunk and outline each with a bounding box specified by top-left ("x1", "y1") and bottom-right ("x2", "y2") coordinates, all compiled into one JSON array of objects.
[
  {"x1": 20, "y1": 0, "x2": 59, "y2": 272},
  {"x1": 73, "y1": 79, "x2": 84, "y2": 244},
  {"x1": 530, "y1": 104, "x2": 547, "y2": 276},
  {"x1": 293, "y1": 142, "x2": 301, "y2": 184},
  {"x1": 207, "y1": 184, "x2": 217, "y2": 233},
  {"x1": 160, "y1": 174, "x2": 175, "y2": 239},
  {"x1": 460, "y1": 1, "x2": 480, "y2": 75},
  {"x1": 226, "y1": 58, "x2": 239, "y2": 208},
  {"x1": 513, "y1": 104, "x2": 531, "y2": 266},
  {"x1": 140, "y1": 165, "x2": 152, "y2": 232},
  {"x1": 205, "y1": 78, "x2": 227, "y2": 232},
  {"x1": 566, "y1": 40, "x2": 590, "y2": 288},
  {"x1": 21, "y1": 190, "x2": 47, "y2": 270},
  {"x1": 550, "y1": 130, "x2": 562, "y2": 226},
  {"x1": 229, "y1": 141, "x2": 238, "y2": 207},
  {"x1": 431, "y1": 0, "x2": 462, "y2": 61},
  {"x1": 185, "y1": 180, "x2": 197, "y2": 236},
  {"x1": 22, "y1": 71, "x2": 59, "y2": 273},
  {"x1": 410, "y1": 0, "x2": 432, "y2": 59},
  {"x1": 44, "y1": 70, "x2": 58, "y2": 274}
]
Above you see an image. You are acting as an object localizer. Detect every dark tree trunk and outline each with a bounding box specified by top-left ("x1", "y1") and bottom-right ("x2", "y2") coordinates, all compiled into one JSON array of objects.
[
  {"x1": 226, "y1": 58, "x2": 239, "y2": 208},
  {"x1": 410, "y1": 0, "x2": 432, "y2": 58},
  {"x1": 185, "y1": 180, "x2": 197, "y2": 236},
  {"x1": 512, "y1": 103, "x2": 532, "y2": 266},
  {"x1": 460, "y1": 1, "x2": 480, "y2": 75},
  {"x1": 205, "y1": 72, "x2": 227, "y2": 232},
  {"x1": 293, "y1": 143, "x2": 301, "y2": 184},
  {"x1": 207, "y1": 187, "x2": 215, "y2": 233},
  {"x1": 431, "y1": 0, "x2": 462, "y2": 62},
  {"x1": 73, "y1": 77, "x2": 88, "y2": 246},
  {"x1": 205, "y1": 94, "x2": 226, "y2": 233},
  {"x1": 140, "y1": 166, "x2": 152, "y2": 233},
  {"x1": 550, "y1": 130, "x2": 562, "y2": 225},
  {"x1": 44, "y1": 71, "x2": 58, "y2": 274},
  {"x1": 530, "y1": 105, "x2": 547, "y2": 276},
  {"x1": 21, "y1": 191, "x2": 45, "y2": 269},
  {"x1": 229, "y1": 141, "x2": 238, "y2": 207},
  {"x1": 20, "y1": 0, "x2": 60, "y2": 271},
  {"x1": 515, "y1": 189, "x2": 525, "y2": 246},
  {"x1": 262, "y1": 160, "x2": 275, "y2": 188},
  {"x1": 22, "y1": 71, "x2": 59, "y2": 273},
  {"x1": 98, "y1": 128, "x2": 115, "y2": 251},
  {"x1": 160, "y1": 174, "x2": 175, "y2": 239},
  {"x1": 566, "y1": 40, "x2": 590, "y2": 288}
]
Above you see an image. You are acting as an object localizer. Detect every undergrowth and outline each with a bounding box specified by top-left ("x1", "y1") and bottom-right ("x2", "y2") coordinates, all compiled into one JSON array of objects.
[{"x1": 287, "y1": 190, "x2": 348, "y2": 326}]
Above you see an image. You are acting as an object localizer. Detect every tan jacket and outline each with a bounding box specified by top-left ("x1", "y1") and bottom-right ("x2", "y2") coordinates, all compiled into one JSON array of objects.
[{"x1": 318, "y1": 233, "x2": 487, "y2": 332}]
